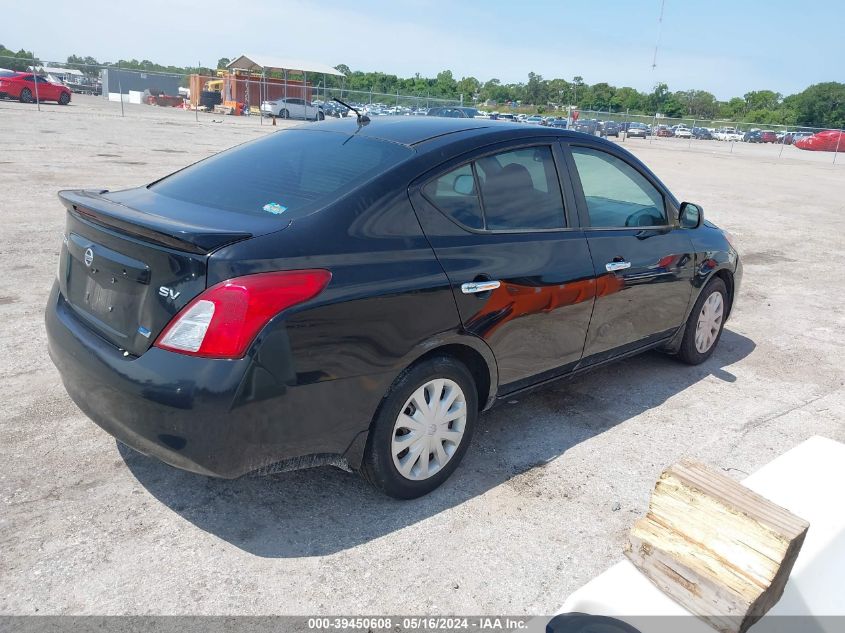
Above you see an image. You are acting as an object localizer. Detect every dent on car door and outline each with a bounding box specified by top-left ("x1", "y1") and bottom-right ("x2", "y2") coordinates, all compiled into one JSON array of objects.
[
  {"x1": 410, "y1": 141, "x2": 596, "y2": 392},
  {"x1": 564, "y1": 143, "x2": 695, "y2": 363}
]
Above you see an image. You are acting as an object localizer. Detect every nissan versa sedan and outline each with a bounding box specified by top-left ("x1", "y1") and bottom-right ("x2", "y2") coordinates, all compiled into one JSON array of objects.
[{"x1": 46, "y1": 118, "x2": 741, "y2": 499}]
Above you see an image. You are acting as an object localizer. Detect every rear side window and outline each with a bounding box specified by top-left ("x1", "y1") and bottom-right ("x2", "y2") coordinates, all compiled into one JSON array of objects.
[
  {"x1": 424, "y1": 145, "x2": 566, "y2": 232},
  {"x1": 422, "y1": 164, "x2": 484, "y2": 229},
  {"x1": 150, "y1": 130, "x2": 413, "y2": 217},
  {"x1": 570, "y1": 147, "x2": 666, "y2": 228}
]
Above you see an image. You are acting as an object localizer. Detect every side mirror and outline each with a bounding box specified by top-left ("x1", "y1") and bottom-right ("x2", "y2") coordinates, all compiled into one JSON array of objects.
[
  {"x1": 453, "y1": 173, "x2": 475, "y2": 196},
  {"x1": 679, "y1": 202, "x2": 703, "y2": 229}
]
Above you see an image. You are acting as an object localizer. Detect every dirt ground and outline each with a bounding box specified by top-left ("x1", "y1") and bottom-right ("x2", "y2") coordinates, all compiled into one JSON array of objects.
[{"x1": 1, "y1": 94, "x2": 843, "y2": 616}]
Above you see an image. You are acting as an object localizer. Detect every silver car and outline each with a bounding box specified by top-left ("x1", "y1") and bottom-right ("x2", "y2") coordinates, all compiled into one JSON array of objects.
[{"x1": 260, "y1": 97, "x2": 325, "y2": 120}]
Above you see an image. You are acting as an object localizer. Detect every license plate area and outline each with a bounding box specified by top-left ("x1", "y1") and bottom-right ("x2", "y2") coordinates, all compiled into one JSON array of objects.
[{"x1": 65, "y1": 233, "x2": 150, "y2": 340}]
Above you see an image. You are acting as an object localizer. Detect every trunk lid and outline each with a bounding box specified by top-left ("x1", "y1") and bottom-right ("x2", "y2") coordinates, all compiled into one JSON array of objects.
[{"x1": 57, "y1": 188, "x2": 289, "y2": 356}]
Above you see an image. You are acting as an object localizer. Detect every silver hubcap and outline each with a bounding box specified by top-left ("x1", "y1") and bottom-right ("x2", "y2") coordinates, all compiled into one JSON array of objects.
[
  {"x1": 695, "y1": 291, "x2": 724, "y2": 353},
  {"x1": 391, "y1": 378, "x2": 467, "y2": 481}
]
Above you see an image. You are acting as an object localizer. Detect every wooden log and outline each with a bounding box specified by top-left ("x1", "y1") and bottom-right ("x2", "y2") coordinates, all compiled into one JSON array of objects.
[{"x1": 625, "y1": 458, "x2": 809, "y2": 633}]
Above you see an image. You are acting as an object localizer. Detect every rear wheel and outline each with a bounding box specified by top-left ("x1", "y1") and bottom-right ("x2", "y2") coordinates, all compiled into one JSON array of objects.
[
  {"x1": 20, "y1": 88, "x2": 33, "y2": 104},
  {"x1": 58, "y1": 92, "x2": 70, "y2": 105},
  {"x1": 360, "y1": 356, "x2": 478, "y2": 499},
  {"x1": 676, "y1": 277, "x2": 728, "y2": 365}
]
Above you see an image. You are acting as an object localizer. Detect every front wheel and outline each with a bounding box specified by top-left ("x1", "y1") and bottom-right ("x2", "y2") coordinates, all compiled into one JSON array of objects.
[
  {"x1": 20, "y1": 88, "x2": 33, "y2": 103},
  {"x1": 316, "y1": 111, "x2": 325, "y2": 121},
  {"x1": 58, "y1": 92, "x2": 70, "y2": 105},
  {"x1": 280, "y1": 108, "x2": 289, "y2": 119},
  {"x1": 360, "y1": 356, "x2": 478, "y2": 499},
  {"x1": 676, "y1": 277, "x2": 728, "y2": 365}
]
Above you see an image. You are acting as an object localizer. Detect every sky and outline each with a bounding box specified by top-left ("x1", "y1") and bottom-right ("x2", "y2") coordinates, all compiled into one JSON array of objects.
[{"x1": 3, "y1": 0, "x2": 842, "y2": 99}]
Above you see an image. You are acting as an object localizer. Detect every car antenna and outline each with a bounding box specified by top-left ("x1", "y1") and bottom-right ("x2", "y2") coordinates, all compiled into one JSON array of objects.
[{"x1": 333, "y1": 97, "x2": 369, "y2": 125}]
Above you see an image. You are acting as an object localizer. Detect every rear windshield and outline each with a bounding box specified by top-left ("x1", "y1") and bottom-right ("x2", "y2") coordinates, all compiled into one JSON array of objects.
[{"x1": 150, "y1": 129, "x2": 413, "y2": 217}]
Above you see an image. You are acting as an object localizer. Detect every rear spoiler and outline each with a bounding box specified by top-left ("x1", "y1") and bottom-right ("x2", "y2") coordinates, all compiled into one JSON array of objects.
[{"x1": 58, "y1": 189, "x2": 252, "y2": 254}]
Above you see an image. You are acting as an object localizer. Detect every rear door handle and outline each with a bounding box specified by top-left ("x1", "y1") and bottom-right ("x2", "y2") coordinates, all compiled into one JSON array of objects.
[
  {"x1": 461, "y1": 280, "x2": 501, "y2": 294},
  {"x1": 605, "y1": 260, "x2": 631, "y2": 272}
]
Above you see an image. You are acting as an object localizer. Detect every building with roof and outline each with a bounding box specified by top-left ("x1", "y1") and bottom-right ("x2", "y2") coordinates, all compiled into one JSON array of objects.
[{"x1": 223, "y1": 54, "x2": 345, "y2": 108}]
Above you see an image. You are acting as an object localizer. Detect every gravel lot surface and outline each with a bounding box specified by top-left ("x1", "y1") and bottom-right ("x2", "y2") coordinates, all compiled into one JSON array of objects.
[{"x1": 1, "y1": 95, "x2": 843, "y2": 615}]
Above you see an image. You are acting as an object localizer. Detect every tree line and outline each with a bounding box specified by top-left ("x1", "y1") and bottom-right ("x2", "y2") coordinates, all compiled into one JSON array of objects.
[
  {"x1": 2, "y1": 45, "x2": 842, "y2": 128},
  {"x1": 330, "y1": 67, "x2": 844, "y2": 129}
]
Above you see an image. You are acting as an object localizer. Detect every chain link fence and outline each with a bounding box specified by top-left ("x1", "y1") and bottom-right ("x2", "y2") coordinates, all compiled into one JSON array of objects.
[{"x1": 2, "y1": 54, "x2": 842, "y2": 164}]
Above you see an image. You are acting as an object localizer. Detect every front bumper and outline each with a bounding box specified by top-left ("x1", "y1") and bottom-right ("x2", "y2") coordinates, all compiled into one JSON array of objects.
[{"x1": 46, "y1": 282, "x2": 375, "y2": 478}]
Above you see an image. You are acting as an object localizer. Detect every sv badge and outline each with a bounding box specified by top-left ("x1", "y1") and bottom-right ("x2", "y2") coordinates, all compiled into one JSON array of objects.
[{"x1": 158, "y1": 286, "x2": 181, "y2": 300}]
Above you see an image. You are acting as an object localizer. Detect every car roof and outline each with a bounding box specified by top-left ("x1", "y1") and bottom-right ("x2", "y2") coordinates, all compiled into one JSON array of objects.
[
  {"x1": 290, "y1": 116, "x2": 628, "y2": 157},
  {"x1": 304, "y1": 116, "x2": 536, "y2": 146}
]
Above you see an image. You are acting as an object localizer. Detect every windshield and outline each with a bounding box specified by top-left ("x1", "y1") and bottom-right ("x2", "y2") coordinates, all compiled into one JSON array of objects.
[{"x1": 150, "y1": 129, "x2": 413, "y2": 217}]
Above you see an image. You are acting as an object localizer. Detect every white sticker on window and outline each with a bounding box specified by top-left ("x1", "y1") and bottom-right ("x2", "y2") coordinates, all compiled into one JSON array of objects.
[{"x1": 262, "y1": 202, "x2": 287, "y2": 215}]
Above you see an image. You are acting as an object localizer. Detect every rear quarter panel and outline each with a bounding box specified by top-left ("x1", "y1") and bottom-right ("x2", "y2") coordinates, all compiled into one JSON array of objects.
[{"x1": 206, "y1": 168, "x2": 488, "y2": 447}]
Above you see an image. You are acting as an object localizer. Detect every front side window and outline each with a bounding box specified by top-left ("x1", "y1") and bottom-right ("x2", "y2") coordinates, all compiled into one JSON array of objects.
[{"x1": 570, "y1": 147, "x2": 666, "y2": 228}]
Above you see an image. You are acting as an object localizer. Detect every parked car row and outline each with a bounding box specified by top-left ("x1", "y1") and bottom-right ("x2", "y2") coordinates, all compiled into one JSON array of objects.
[
  {"x1": 628, "y1": 123, "x2": 824, "y2": 146},
  {"x1": 256, "y1": 96, "x2": 833, "y2": 151}
]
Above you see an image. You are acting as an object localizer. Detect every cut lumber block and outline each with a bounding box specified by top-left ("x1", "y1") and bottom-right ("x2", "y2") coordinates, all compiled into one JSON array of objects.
[{"x1": 625, "y1": 458, "x2": 809, "y2": 633}]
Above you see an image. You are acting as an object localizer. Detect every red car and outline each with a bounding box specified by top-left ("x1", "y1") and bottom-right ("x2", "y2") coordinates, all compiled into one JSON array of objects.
[
  {"x1": 0, "y1": 73, "x2": 71, "y2": 105},
  {"x1": 760, "y1": 130, "x2": 778, "y2": 143},
  {"x1": 794, "y1": 130, "x2": 845, "y2": 152}
]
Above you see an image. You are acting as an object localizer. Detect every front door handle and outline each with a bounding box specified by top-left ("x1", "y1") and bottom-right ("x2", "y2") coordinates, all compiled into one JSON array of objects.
[
  {"x1": 461, "y1": 280, "x2": 501, "y2": 294},
  {"x1": 605, "y1": 260, "x2": 631, "y2": 272}
]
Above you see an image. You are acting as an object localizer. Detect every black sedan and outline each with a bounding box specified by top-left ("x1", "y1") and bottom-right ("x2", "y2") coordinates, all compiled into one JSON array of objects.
[
  {"x1": 46, "y1": 118, "x2": 742, "y2": 498},
  {"x1": 427, "y1": 106, "x2": 481, "y2": 118},
  {"x1": 600, "y1": 121, "x2": 621, "y2": 137}
]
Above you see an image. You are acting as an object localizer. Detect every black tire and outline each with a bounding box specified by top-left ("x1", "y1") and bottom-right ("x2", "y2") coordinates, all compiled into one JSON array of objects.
[
  {"x1": 317, "y1": 111, "x2": 325, "y2": 121},
  {"x1": 676, "y1": 277, "x2": 728, "y2": 365},
  {"x1": 58, "y1": 92, "x2": 70, "y2": 105},
  {"x1": 280, "y1": 108, "x2": 289, "y2": 119},
  {"x1": 360, "y1": 356, "x2": 478, "y2": 499},
  {"x1": 20, "y1": 88, "x2": 33, "y2": 104}
]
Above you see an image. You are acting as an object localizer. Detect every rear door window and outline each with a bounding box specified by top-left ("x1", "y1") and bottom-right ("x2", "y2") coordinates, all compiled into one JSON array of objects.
[
  {"x1": 476, "y1": 146, "x2": 565, "y2": 230},
  {"x1": 423, "y1": 145, "x2": 566, "y2": 231},
  {"x1": 151, "y1": 129, "x2": 413, "y2": 217}
]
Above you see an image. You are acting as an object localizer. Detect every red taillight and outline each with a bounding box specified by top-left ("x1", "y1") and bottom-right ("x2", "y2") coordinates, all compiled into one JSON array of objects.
[{"x1": 155, "y1": 269, "x2": 331, "y2": 359}]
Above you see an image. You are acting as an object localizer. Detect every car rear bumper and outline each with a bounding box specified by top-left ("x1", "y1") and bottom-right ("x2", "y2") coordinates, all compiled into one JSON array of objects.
[{"x1": 45, "y1": 282, "x2": 377, "y2": 478}]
